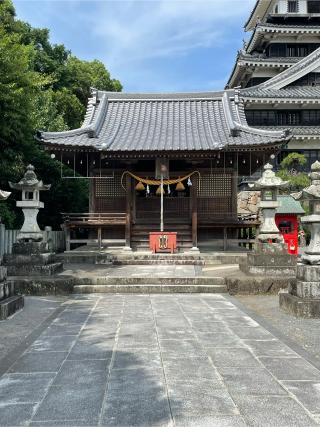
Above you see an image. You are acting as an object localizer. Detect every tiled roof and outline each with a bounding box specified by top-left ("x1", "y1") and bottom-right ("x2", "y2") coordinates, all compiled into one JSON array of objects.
[
  {"x1": 242, "y1": 86, "x2": 320, "y2": 101},
  {"x1": 244, "y1": 0, "x2": 272, "y2": 31},
  {"x1": 277, "y1": 196, "x2": 305, "y2": 215},
  {"x1": 226, "y1": 52, "x2": 297, "y2": 89},
  {"x1": 247, "y1": 24, "x2": 320, "y2": 53},
  {"x1": 239, "y1": 54, "x2": 298, "y2": 64},
  {"x1": 249, "y1": 47, "x2": 320, "y2": 90},
  {"x1": 254, "y1": 126, "x2": 320, "y2": 137},
  {"x1": 37, "y1": 90, "x2": 290, "y2": 152}
]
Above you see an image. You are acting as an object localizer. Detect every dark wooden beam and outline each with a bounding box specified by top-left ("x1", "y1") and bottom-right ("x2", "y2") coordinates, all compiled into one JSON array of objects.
[{"x1": 125, "y1": 173, "x2": 132, "y2": 249}]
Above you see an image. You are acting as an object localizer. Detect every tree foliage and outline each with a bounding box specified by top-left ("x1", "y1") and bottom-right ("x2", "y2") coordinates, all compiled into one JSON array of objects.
[
  {"x1": 276, "y1": 152, "x2": 310, "y2": 193},
  {"x1": 0, "y1": 0, "x2": 122, "y2": 228}
]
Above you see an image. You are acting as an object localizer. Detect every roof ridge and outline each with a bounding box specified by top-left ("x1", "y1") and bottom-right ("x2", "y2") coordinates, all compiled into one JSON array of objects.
[{"x1": 96, "y1": 90, "x2": 226, "y2": 100}]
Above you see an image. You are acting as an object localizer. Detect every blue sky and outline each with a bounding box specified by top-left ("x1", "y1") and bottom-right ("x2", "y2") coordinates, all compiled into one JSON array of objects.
[{"x1": 14, "y1": 0, "x2": 255, "y2": 92}]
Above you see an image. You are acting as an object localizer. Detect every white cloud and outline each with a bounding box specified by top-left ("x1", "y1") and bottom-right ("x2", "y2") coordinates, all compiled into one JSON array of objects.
[
  {"x1": 90, "y1": 0, "x2": 254, "y2": 68},
  {"x1": 15, "y1": 0, "x2": 256, "y2": 91}
]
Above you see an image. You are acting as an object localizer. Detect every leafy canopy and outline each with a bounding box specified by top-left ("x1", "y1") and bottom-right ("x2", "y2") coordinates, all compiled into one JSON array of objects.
[
  {"x1": 0, "y1": 0, "x2": 122, "y2": 228},
  {"x1": 276, "y1": 152, "x2": 310, "y2": 193}
]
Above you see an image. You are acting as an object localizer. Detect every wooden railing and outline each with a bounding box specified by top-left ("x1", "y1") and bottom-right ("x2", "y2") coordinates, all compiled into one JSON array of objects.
[
  {"x1": 62, "y1": 213, "x2": 127, "y2": 251},
  {"x1": 62, "y1": 213, "x2": 126, "y2": 226}
]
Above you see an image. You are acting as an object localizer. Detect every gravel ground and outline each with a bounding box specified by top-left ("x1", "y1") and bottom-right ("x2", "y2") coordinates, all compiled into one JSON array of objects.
[{"x1": 235, "y1": 295, "x2": 320, "y2": 364}]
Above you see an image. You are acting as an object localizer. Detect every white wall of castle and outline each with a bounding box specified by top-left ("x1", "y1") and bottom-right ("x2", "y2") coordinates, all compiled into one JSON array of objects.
[{"x1": 273, "y1": 0, "x2": 308, "y2": 15}]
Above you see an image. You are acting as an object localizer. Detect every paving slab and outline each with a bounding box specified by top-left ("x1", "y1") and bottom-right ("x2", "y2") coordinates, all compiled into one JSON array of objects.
[
  {"x1": 232, "y1": 395, "x2": 318, "y2": 427},
  {"x1": 0, "y1": 293, "x2": 319, "y2": 426}
]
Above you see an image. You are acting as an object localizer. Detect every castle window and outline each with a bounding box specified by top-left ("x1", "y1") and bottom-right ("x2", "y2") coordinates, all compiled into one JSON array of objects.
[
  {"x1": 308, "y1": 1, "x2": 320, "y2": 13},
  {"x1": 288, "y1": 0, "x2": 298, "y2": 12}
]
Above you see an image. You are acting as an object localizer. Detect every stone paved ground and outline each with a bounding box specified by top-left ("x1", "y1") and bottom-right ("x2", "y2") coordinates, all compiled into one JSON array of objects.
[
  {"x1": 0, "y1": 296, "x2": 65, "y2": 362},
  {"x1": 1, "y1": 294, "x2": 320, "y2": 427},
  {"x1": 235, "y1": 295, "x2": 320, "y2": 365}
]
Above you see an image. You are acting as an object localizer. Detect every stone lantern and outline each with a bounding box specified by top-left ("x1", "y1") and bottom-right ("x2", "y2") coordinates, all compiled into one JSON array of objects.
[
  {"x1": 3, "y1": 165, "x2": 62, "y2": 277},
  {"x1": 240, "y1": 163, "x2": 296, "y2": 277},
  {"x1": 298, "y1": 160, "x2": 320, "y2": 265},
  {"x1": 252, "y1": 163, "x2": 288, "y2": 244},
  {"x1": 280, "y1": 161, "x2": 320, "y2": 317},
  {"x1": 9, "y1": 165, "x2": 51, "y2": 242}
]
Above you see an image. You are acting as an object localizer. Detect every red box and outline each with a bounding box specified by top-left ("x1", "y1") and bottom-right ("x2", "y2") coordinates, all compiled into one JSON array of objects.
[
  {"x1": 275, "y1": 214, "x2": 299, "y2": 255},
  {"x1": 149, "y1": 232, "x2": 177, "y2": 254}
]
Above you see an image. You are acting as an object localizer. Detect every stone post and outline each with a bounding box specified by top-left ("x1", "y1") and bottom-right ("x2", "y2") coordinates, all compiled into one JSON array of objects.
[
  {"x1": 280, "y1": 161, "x2": 320, "y2": 317},
  {"x1": 240, "y1": 163, "x2": 296, "y2": 276},
  {"x1": 0, "y1": 189, "x2": 24, "y2": 320}
]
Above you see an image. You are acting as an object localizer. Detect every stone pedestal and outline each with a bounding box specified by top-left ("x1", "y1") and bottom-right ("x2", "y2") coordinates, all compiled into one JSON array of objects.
[
  {"x1": 3, "y1": 242, "x2": 63, "y2": 277},
  {"x1": 240, "y1": 242, "x2": 296, "y2": 277},
  {"x1": 0, "y1": 265, "x2": 24, "y2": 320},
  {"x1": 280, "y1": 161, "x2": 320, "y2": 318},
  {"x1": 280, "y1": 263, "x2": 320, "y2": 318}
]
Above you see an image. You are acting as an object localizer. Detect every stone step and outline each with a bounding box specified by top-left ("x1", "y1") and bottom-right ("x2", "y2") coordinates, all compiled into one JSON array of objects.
[
  {"x1": 113, "y1": 259, "x2": 205, "y2": 265},
  {"x1": 73, "y1": 283, "x2": 227, "y2": 294},
  {"x1": 75, "y1": 276, "x2": 225, "y2": 287}
]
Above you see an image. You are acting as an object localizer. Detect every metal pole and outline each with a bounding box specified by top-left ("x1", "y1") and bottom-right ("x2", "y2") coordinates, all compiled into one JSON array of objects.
[{"x1": 160, "y1": 173, "x2": 164, "y2": 232}]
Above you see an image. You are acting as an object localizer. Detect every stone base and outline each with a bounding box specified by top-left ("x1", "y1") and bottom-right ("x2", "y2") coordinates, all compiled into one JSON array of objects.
[
  {"x1": 279, "y1": 291, "x2": 320, "y2": 318},
  {"x1": 227, "y1": 276, "x2": 295, "y2": 295},
  {"x1": 4, "y1": 253, "x2": 57, "y2": 266},
  {"x1": 239, "y1": 251, "x2": 296, "y2": 277},
  {"x1": 0, "y1": 281, "x2": 15, "y2": 300},
  {"x1": 0, "y1": 295, "x2": 24, "y2": 320},
  {"x1": 12, "y1": 276, "x2": 75, "y2": 296},
  {"x1": 4, "y1": 242, "x2": 63, "y2": 277},
  {"x1": 7, "y1": 262, "x2": 63, "y2": 277},
  {"x1": 12, "y1": 241, "x2": 48, "y2": 255}
]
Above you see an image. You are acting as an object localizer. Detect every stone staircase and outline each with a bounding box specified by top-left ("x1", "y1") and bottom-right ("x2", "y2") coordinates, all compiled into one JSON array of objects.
[{"x1": 72, "y1": 276, "x2": 227, "y2": 294}]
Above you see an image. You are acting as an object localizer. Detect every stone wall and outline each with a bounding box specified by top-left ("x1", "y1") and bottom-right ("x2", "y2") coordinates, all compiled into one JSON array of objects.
[{"x1": 237, "y1": 191, "x2": 260, "y2": 219}]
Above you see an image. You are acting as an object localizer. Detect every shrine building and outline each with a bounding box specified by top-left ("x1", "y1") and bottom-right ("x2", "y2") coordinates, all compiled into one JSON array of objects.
[{"x1": 37, "y1": 89, "x2": 290, "y2": 252}]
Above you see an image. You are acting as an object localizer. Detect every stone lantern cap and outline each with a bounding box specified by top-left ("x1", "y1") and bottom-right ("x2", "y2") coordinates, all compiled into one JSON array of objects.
[
  {"x1": 9, "y1": 165, "x2": 51, "y2": 192},
  {"x1": 250, "y1": 163, "x2": 288, "y2": 190},
  {"x1": 0, "y1": 190, "x2": 11, "y2": 200},
  {"x1": 293, "y1": 161, "x2": 320, "y2": 201}
]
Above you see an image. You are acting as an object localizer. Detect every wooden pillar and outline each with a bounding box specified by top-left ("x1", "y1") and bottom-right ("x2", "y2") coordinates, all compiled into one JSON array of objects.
[
  {"x1": 125, "y1": 174, "x2": 132, "y2": 249},
  {"x1": 191, "y1": 176, "x2": 198, "y2": 250}
]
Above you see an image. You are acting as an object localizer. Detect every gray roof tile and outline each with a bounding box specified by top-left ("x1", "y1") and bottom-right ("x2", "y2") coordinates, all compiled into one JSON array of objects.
[
  {"x1": 38, "y1": 90, "x2": 290, "y2": 152},
  {"x1": 242, "y1": 86, "x2": 320, "y2": 100}
]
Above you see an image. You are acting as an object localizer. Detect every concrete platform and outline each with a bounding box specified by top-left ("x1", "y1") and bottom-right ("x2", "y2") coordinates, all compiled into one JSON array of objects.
[
  {"x1": 280, "y1": 291, "x2": 320, "y2": 318},
  {"x1": 0, "y1": 294, "x2": 319, "y2": 426},
  {"x1": 0, "y1": 295, "x2": 24, "y2": 320}
]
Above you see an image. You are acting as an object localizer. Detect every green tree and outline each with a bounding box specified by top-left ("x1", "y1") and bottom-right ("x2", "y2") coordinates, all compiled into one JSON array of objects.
[
  {"x1": 0, "y1": 0, "x2": 122, "y2": 229},
  {"x1": 276, "y1": 152, "x2": 310, "y2": 193}
]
